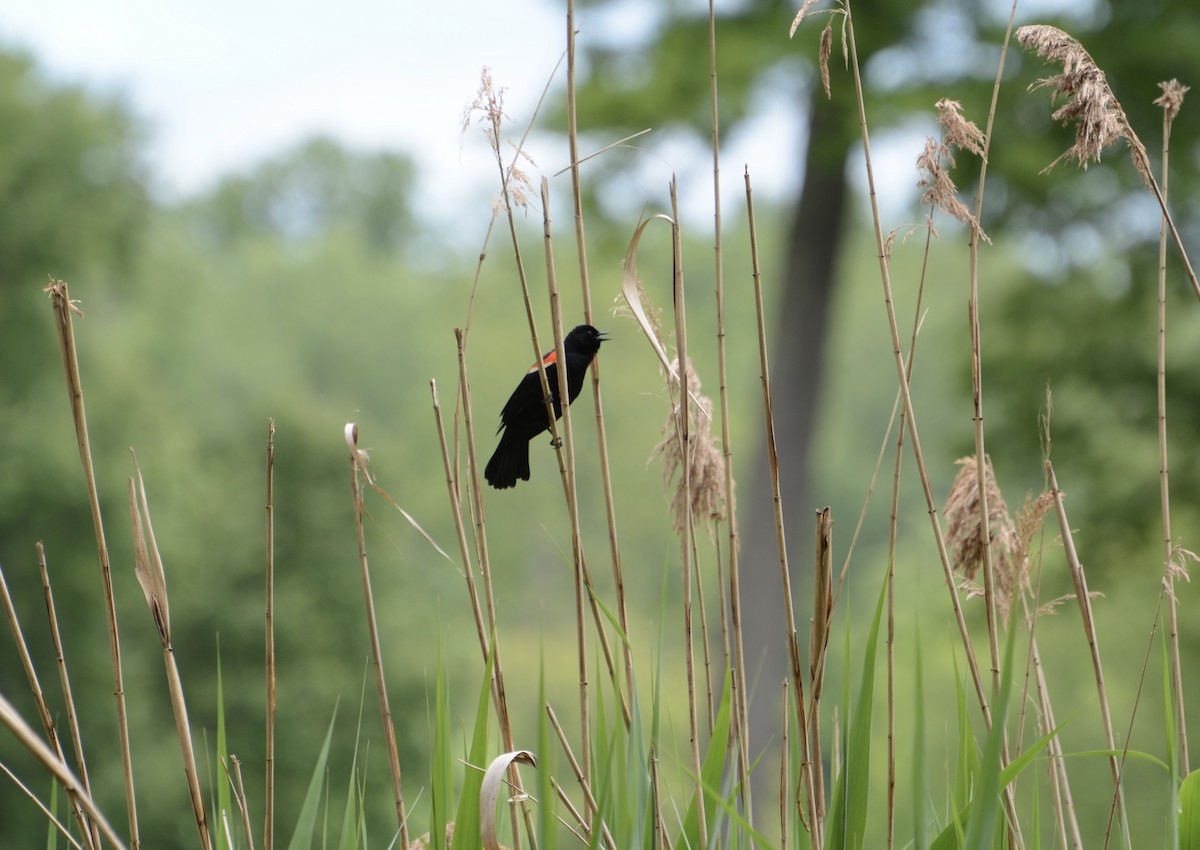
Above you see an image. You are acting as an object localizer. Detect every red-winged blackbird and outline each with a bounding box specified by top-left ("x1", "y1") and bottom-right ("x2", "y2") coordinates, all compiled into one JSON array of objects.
[{"x1": 484, "y1": 324, "x2": 607, "y2": 489}]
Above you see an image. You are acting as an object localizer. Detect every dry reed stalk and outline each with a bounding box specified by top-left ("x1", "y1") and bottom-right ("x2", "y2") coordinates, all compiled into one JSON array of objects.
[
  {"x1": 961, "y1": 11, "x2": 1019, "y2": 788},
  {"x1": 808, "y1": 509, "x2": 832, "y2": 823},
  {"x1": 665, "y1": 181, "x2": 708, "y2": 850},
  {"x1": 549, "y1": 777, "x2": 593, "y2": 845},
  {"x1": 36, "y1": 542, "x2": 103, "y2": 850},
  {"x1": 127, "y1": 455, "x2": 212, "y2": 850},
  {"x1": 453, "y1": 331, "x2": 513, "y2": 733},
  {"x1": 226, "y1": 755, "x2": 256, "y2": 850},
  {"x1": 45, "y1": 279, "x2": 140, "y2": 847},
  {"x1": 691, "y1": 531, "x2": 716, "y2": 732},
  {"x1": 1044, "y1": 460, "x2": 1129, "y2": 845},
  {"x1": 541, "y1": 178, "x2": 627, "y2": 741},
  {"x1": 1019, "y1": 591, "x2": 1084, "y2": 849},
  {"x1": 344, "y1": 427, "x2": 409, "y2": 848},
  {"x1": 452, "y1": 333, "x2": 532, "y2": 850},
  {"x1": 0, "y1": 562, "x2": 96, "y2": 850},
  {"x1": 544, "y1": 705, "x2": 618, "y2": 850},
  {"x1": 706, "y1": 0, "x2": 751, "y2": 817},
  {"x1": 839, "y1": 0, "x2": 995, "y2": 727},
  {"x1": 0, "y1": 693, "x2": 128, "y2": 850},
  {"x1": 263, "y1": 420, "x2": 276, "y2": 850},
  {"x1": 744, "y1": 166, "x2": 819, "y2": 844},
  {"x1": 779, "y1": 679, "x2": 789, "y2": 850},
  {"x1": 430, "y1": 379, "x2": 491, "y2": 658},
  {"x1": 564, "y1": 0, "x2": 635, "y2": 723},
  {"x1": 0, "y1": 760, "x2": 85, "y2": 850},
  {"x1": 649, "y1": 746, "x2": 670, "y2": 850},
  {"x1": 1155, "y1": 78, "x2": 1190, "y2": 776},
  {"x1": 836, "y1": 7, "x2": 1028, "y2": 841}
]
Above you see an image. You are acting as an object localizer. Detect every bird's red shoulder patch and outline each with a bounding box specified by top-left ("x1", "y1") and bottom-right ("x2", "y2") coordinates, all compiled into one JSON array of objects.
[{"x1": 528, "y1": 349, "x2": 558, "y2": 372}]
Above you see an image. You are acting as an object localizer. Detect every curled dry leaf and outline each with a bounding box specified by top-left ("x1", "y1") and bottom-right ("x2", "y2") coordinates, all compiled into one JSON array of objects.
[
  {"x1": 619, "y1": 216, "x2": 712, "y2": 420},
  {"x1": 130, "y1": 450, "x2": 170, "y2": 646},
  {"x1": 480, "y1": 751, "x2": 536, "y2": 850}
]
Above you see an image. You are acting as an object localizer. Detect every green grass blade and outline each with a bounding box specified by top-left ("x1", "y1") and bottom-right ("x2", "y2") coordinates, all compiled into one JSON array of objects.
[
  {"x1": 962, "y1": 618, "x2": 1018, "y2": 850},
  {"x1": 678, "y1": 668, "x2": 732, "y2": 850},
  {"x1": 537, "y1": 654, "x2": 556, "y2": 850},
  {"x1": 449, "y1": 646, "x2": 494, "y2": 850},
  {"x1": 912, "y1": 624, "x2": 928, "y2": 850},
  {"x1": 432, "y1": 636, "x2": 452, "y2": 850},
  {"x1": 45, "y1": 779, "x2": 57, "y2": 850},
  {"x1": 1179, "y1": 769, "x2": 1200, "y2": 849},
  {"x1": 824, "y1": 566, "x2": 888, "y2": 850},
  {"x1": 287, "y1": 705, "x2": 339, "y2": 850},
  {"x1": 214, "y1": 648, "x2": 230, "y2": 845}
]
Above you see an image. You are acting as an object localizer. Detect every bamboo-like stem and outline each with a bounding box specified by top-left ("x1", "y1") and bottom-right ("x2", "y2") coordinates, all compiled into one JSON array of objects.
[
  {"x1": 549, "y1": 777, "x2": 594, "y2": 845},
  {"x1": 564, "y1": 0, "x2": 635, "y2": 727},
  {"x1": 45, "y1": 279, "x2": 140, "y2": 848},
  {"x1": 346, "y1": 441, "x2": 409, "y2": 848},
  {"x1": 36, "y1": 542, "x2": 102, "y2": 850},
  {"x1": 453, "y1": 335, "x2": 532, "y2": 850},
  {"x1": 0, "y1": 561, "x2": 96, "y2": 850},
  {"x1": 707, "y1": 0, "x2": 750, "y2": 817},
  {"x1": 0, "y1": 760, "x2": 85, "y2": 850},
  {"x1": 881, "y1": 221, "x2": 935, "y2": 849},
  {"x1": 1019, "y1": 589, "x2": 1084, "y2": 849},
  {"x1": 431, "y1": 379, "x2": 491, "y2": 660},
  {"x1": 692, "y1": 533, "x2": 716, "y2": 732},
  {"x1": 454, "y1": 331, "x2": 516, "y2": 747},
  {"x1": 779, "y1": 679, "x2": 789, "y2": 850},
  {"x1": 226, "y1": 756, "x2": 256, "y2": 850},
  {"x1": 744, "y1": 166, "x2": 818, "y2": 843},
  {"x1": 263, "y1": 419, "x2": 277, "y2": 850},
  {"x1": 1156, "y1": 89, "x2": 1189, "y2": 777},
  {"x1": 967, "y1": 11, "x2": 1024, "y2": 844},
  {"x1": 0, "y1": 693, "x2": 129, "y2": 850},
  {"x1": 541, "y1": 177, "x2": 625, "y2": 737},
  {"x1": 808, "y1": 509, "x2": 832, "y2": 822},
  {"x1": 1044, "y1": 460, "x2": 1129, "y2": 845},
  {"x1": 841, "y1": 0, "x2": 993, "y2": 724},
  {"x1": 545, "y1": 705, "x2": 618, "y2": 850},
  {"x1": 840, "y1": 10, "x2": 1028, "y2": 840},
  {"x1": 666, "y1": 179, "x2": 707, "y2": 850}
]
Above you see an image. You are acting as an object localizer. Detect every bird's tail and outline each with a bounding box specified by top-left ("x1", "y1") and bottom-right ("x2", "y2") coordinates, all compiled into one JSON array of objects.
[{"x1": 484, "y1": 433, "x2": 531, "y2": 489}]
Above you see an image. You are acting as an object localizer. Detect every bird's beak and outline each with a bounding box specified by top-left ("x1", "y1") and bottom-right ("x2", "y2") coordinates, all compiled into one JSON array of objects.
[{"x1": 598, "y1": 330, "x2": 611, "y2": 342}]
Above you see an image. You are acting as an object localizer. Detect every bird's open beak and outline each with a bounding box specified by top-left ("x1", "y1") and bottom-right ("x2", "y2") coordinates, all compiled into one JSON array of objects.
[{"x1": 598, "y1": 330, "x2": 611, "y2": 342}]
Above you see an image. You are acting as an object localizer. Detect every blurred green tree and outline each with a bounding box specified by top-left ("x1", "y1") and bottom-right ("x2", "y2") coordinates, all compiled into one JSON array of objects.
[{"x1": 185, "y1": 135, "x2": 416, "y2": 253}]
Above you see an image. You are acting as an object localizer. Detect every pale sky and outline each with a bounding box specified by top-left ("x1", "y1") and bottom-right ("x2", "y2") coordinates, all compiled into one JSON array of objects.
[{"x1": 0, "y1": 0, "x2": 805, "y2": 225}]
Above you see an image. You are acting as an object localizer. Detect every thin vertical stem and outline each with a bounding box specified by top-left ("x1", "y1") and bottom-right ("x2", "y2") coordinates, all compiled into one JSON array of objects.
[
  {"x1": 347, "y1": 439, "x2": 409, "y2": 849},
  {"x1": 745, "y1": 167, "x2": 818, "y2": 844},
  {"x1": 1157, "y1": 90, "x2": 1189, "y2": 776},
  {"x1": 565, "y1": 0, "x2": 635, "y2": 727},
  {"x1": 707, "y1": 0, "x2": 750, "y2": 818},
  {"x1": 1, "y1": 561, "x2": 96, "y2": 850},
  {"x1": 1045, "y1": 460, "x2": 1129, "y2": 846},
  {"x1": 668, "y1": 180, "x2": 707, "y2": 850},
  {"x1": 45, "y1": 280, "x2": 140, "y2": 849},
  {"x1": 36, "y1": 542, "x2": 102, "y2": 850},
  {"x1": 264, "y1": 420, "x2": 276, "y2": 850}
]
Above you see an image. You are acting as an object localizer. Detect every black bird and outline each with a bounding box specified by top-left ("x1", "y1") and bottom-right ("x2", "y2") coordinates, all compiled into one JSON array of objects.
[{"x1": 484, "y1": 324, "x2": 607, "y2": 489}]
